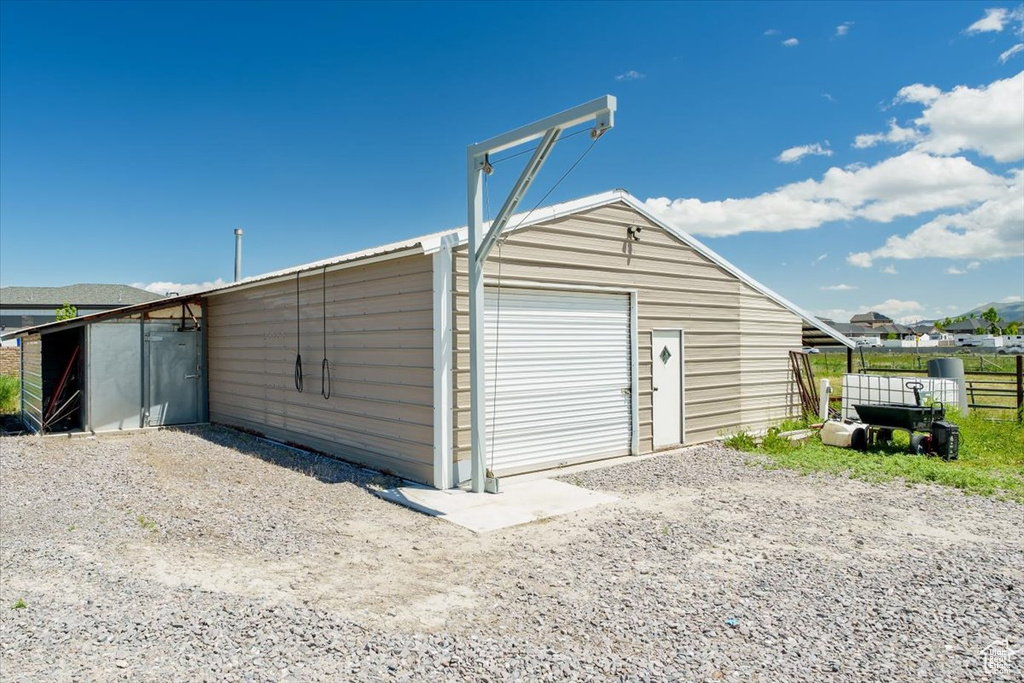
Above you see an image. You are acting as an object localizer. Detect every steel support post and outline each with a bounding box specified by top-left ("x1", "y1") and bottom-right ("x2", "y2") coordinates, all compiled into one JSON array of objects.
[
  {"x1": 467, "y1": 157, "x2": 487, "y2": 493},
  {"x1": 466, "y1": 96, "x2": 616, "y2": 492}
]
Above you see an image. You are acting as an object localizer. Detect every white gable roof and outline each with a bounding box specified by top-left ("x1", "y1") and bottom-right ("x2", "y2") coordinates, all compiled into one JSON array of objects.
[{"x1": 3, "y1": 189, "x2": 852, "y2": 347}]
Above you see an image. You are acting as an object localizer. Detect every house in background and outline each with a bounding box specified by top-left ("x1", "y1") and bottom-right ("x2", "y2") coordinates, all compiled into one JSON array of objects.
[
  {"x1": 820, "y1": 319, "x2": 883, "y2": 346},
  {"x1": 0, "y1": 284, "x2": 163, "y2": 346},
  {"x1": 943, "y1": 317, "x2": 989, "y2": 335},
  {"x1": 942, "y1": 317, "x2": 1002, "y2": 347},
  {"x1": 850, "y1": 311, "x2": 893, "y2": 328},
  {"x1": 831, "y1": 312, "x2": 920, "y2": 346}
]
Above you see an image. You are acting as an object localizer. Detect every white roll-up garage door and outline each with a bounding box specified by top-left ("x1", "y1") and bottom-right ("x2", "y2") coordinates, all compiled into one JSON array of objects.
[{"x1": 484, "y1": 287, "x2": 633, "y2": 476}]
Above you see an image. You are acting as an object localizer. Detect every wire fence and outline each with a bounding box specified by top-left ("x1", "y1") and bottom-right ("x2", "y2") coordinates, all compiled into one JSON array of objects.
[{"x1": 855, "y1": 355, "x2": 1023, "y2": 421}]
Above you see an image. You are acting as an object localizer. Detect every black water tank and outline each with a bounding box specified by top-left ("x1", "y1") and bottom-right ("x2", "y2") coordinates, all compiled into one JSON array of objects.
[{"x1": 931, "y1": 421, "x2": 959, "y2": 460}]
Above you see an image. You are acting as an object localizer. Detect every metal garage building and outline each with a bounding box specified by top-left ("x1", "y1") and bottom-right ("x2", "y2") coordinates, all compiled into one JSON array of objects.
[{"x1": 4, "y1": 190, "x2": 852, "y2": 488}]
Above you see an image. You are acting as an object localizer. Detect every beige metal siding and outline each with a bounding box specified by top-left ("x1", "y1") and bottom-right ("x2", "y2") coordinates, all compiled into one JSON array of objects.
[
  {"x1": 739, "y1": 283, "x2": 802, "y2": 426},
  {"x1": 206, "y1": 255, "x2": 436, "y2": 484},
  {"x1": 452, "y1": 201, "x2": 801, "y2": 462},
  {"x1": 21, "y1": 336, "x2": 43, "y2": 431}
]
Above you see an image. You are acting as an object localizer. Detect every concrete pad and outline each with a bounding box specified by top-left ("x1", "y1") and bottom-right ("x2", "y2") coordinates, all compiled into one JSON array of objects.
[{"x1": 373, "y1": 478, "x2": 618, "y2": 533}]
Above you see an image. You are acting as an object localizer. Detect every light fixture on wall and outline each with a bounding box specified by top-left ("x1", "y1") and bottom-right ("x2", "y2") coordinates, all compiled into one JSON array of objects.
[{"x1": 627, "y1": 225, "x2": 642, "y2": 241}]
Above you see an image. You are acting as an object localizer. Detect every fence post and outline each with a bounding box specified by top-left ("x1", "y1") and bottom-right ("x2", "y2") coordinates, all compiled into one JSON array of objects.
[{"x1": 1017, "y1": 354, "x2": 1022, "y2": 422}]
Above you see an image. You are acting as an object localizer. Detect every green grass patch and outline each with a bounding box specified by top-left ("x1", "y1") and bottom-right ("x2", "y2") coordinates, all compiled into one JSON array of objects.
[
  {"x1": 0, "y1": 375, "x2": 19, "y2": 415},
  {"x1": 728, "y1": 409, "x2": 1024, "y2": 503},
  {"x1": 135, "y1": 513, "x2": 159, "y2": 532}
]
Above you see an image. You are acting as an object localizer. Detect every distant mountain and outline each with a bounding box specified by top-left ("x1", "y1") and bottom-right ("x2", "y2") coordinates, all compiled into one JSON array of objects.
[
  {"x1": 963, "y1": 301, "x2": 1024, "y2": 323},
  {"x1": 910, "y1": 300, "x2": 1024, "y2": 328}
]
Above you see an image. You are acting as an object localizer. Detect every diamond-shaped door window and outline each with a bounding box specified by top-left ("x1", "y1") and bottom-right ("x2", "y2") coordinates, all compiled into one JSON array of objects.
[{"x1": 660, "y1": 346, "x2": 672, "y2": 363}]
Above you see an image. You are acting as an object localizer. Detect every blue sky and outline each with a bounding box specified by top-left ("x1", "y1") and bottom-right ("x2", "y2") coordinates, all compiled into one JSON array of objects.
[{"x1": 1, "y1": 1, "x2": 1022, "y2": 323}]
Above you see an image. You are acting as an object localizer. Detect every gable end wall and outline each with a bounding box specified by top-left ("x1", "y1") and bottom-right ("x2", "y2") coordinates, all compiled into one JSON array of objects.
[{"x1": 450, "y1": 202, "x2": 801, "y2": 465}]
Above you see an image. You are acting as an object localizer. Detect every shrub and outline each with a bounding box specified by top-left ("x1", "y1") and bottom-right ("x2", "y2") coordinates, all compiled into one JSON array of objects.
[
  {"x1": 761, "y1": 428, "x2": 796, "y2": 454},
  {"x1": 724, "y1": 431, "x2": 758, "y2": 452},
  {"x1": 0, "y1": 375, "x2": 19, "y2": 415}
]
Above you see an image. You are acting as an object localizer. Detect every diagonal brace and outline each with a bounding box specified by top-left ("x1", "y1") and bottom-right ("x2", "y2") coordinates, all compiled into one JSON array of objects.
[
  {"x1": 465, "y1": 96, "x2": 617, "y2": 493},
  {"x1": 475, "y1": 127, "x2": 562, "y2": 266}
]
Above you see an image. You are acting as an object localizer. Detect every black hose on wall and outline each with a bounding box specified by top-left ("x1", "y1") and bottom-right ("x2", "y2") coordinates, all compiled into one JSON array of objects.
[
  {"x1": 321, "y1": 266, "x2": 331, "y2": 400},
  {"x1": 294, "y1": 272, "x2": 304, "y2": 393}
]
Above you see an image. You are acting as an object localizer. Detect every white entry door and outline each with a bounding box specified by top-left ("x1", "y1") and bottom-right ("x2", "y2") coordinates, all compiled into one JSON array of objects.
[
  {"x1": 652, "y1": 329, "x2": 684, "y2": 448},
  {"x1": 485, "y1": 288, "x2": 633, "y2": 475}
]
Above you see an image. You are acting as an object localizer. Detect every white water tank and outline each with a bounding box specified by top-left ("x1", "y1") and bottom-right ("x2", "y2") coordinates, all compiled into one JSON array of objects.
[{"x1": 821, "y1": 420, "x2": 867, "y2": 449}]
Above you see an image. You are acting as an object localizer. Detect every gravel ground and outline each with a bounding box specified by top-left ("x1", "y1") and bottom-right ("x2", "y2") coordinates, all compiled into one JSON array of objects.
[{"x1": 1, "y1": 426, "x2": 1022, "y2": 682}]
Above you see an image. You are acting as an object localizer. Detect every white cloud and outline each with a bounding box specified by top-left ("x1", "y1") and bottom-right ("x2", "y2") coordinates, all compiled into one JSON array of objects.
[
  {"x1": 615, "y1": 70, "x2": 645, "y2": 82},
  {"x1": 645, "y1": 72, "x2": 1024, "y2": 275},
  {"x1": 846, "y1": 252, "x2": 872, "y2": 268},
  {"x1": 764, "y1": 28, "x2": 779, "y2": 36},
  {"x1": 822, "y1": 93, "x2": 835, "y2": 102},
  {"x1": 847, "y1": 169, "x2": 1024, "y2": 267},
  {"x1": 1003, "y1": 295, "x2": 1024, "y2": 302},
  {"x1": 820, "y1": 284, "x2": 856, "y2": 291},
  {"x1": 1000, "y1": 43, "x2": 1024, "y2": 63},
  {"x1": 776, "y1": 142, "x2": 833, "y2": 163},
  {"x1": 965, "y1": 6, "x2": 1024, "y2": 34},
  {"x1": 870, "y1": 298, "x2": 923, "y2": 317},
  {"x1": 133, "y1": 279, "x2": 228, "y2": 296},
  {"x1": 782, "y1": 37, "x2": 799, "y2": 47},
  {"x1": 911, "y1": 72, "x2": 1024, "y2": 162},
  {"x1": 814, "y1": 307, "x2": 857, "y2": 322},
  {"x1": 853, "y1": 118, "x2": 922, "y2": 148},
  {"x1": 645, "y1": 192, "x2": 849, "y2": 236},
  {"x1": 814, "y1": 253, "x2": 828, "y2": 263},
  {"x1": 646, "y1": 151, "x2": 1012, "y2": 237},
  {"x1": 948, "y1": 261, "x2": 984, "y2": 274},
  {"x1": 835, "y1": 21, "x2": 854, "y2": 37},
  {"x1": 853, "y1": 72, "x2": 1024, "y2": 163},
  {"x1": 895, "y1": 83, "x2": 943, "y2": 105}
]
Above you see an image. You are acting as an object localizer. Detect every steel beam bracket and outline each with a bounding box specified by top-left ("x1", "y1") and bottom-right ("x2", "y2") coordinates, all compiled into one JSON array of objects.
[{"x1": 465, "y1": 95, "x2": 617, "y2": 493}]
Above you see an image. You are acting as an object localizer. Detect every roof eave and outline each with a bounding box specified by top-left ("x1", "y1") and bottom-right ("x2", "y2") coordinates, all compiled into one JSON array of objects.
[{"x1": 0, "y1": 293, "x2": 204, "y2": 341}]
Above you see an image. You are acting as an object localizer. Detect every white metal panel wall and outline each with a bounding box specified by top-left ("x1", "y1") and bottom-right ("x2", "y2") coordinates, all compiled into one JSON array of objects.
[{"x1": 484, "y1": 288, "x2": 632, "y2": 475}]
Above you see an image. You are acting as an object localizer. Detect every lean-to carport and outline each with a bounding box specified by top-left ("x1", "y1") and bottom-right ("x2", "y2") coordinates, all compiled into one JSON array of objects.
[{"x1": 4, "y1": 296, "x2": 207, "y2": 434}]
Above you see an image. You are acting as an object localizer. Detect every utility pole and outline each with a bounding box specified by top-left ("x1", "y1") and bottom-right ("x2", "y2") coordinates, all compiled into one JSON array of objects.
[{"x1": 466, "y1": 96, "x2": 617, "y2": 492}]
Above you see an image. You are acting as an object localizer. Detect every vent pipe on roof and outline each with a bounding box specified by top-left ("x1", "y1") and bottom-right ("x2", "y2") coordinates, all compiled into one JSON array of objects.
[{"x1": 234, "y1": 228, "x2": 243, "y2": 282}]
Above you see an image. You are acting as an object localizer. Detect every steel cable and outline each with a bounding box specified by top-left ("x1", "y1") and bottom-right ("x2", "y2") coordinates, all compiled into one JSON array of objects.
[
  {"x1": 482, "y1": 132, "x2": 602, "y2": 478},
  {"x1": 294, "y1": 273, "x2": 304, "y2": 393},
  {"x1": 488, "y1": 127, "x2": 589, "y2": 166},
  {"x1": 321, "y1": 266, "x2": 331, "y2": 400}
]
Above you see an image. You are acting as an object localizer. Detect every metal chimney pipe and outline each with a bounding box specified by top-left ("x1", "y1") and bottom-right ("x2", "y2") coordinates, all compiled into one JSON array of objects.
[{"x1": 233, "y1": 228, "x2": 243, "y2": 282}]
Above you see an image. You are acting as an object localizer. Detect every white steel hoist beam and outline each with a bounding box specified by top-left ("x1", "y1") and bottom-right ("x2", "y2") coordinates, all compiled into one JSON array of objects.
[{"x1": 466, "y1": 95, "x2": 617, "y2": 493}]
